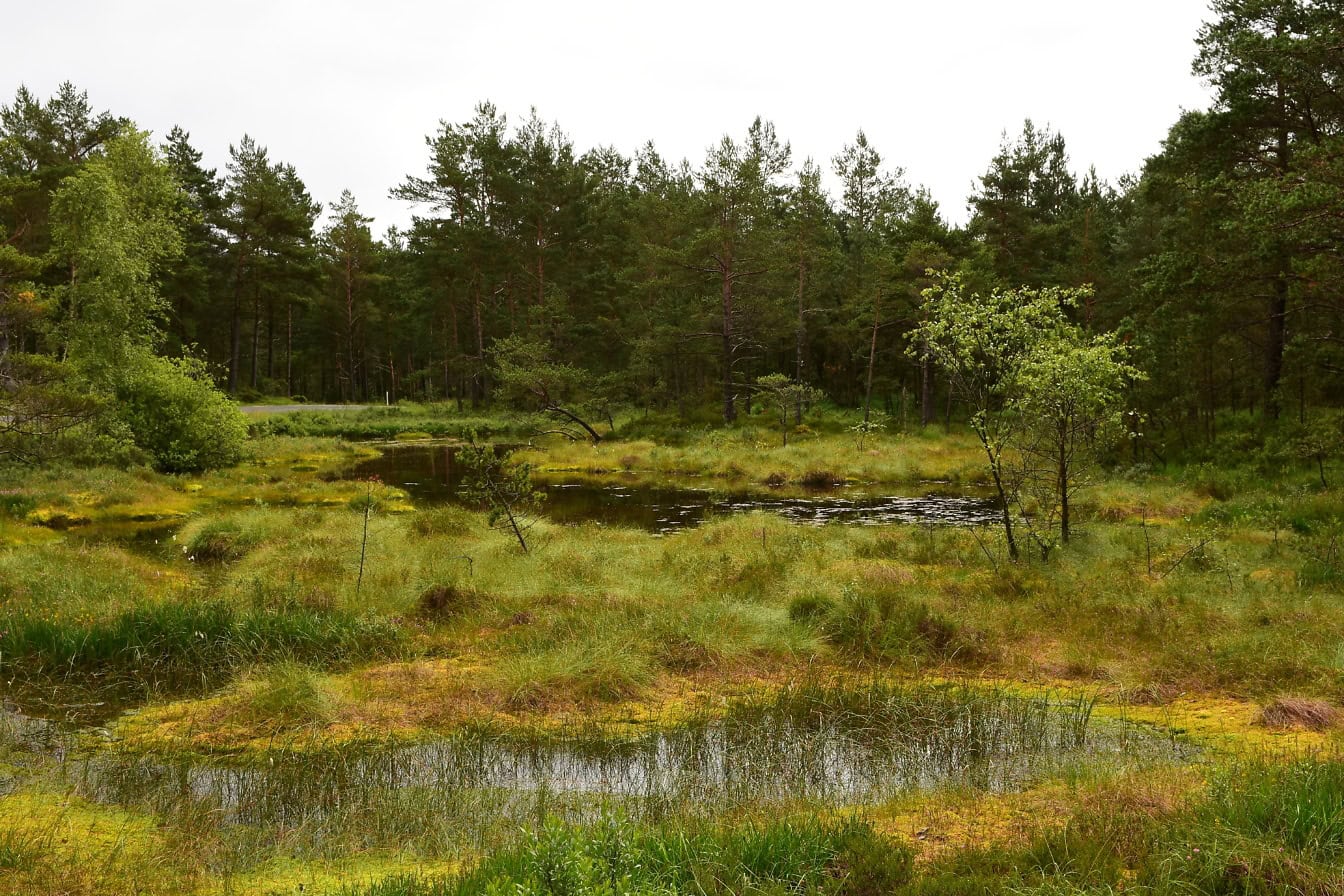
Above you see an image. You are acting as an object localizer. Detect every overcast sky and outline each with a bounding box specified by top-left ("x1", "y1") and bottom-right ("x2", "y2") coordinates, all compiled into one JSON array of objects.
[{"x1": 5, "y1": 1, "x2": 1214, "y2": 233}]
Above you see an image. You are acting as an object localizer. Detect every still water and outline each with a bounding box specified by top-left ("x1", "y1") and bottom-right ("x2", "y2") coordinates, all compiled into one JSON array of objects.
[
  {"x1": 346, "y1": 445, "x2": 997, "y2": 534},
  {"x1": 4, "y1": 684, "x2": 1187, "y2": 827}
]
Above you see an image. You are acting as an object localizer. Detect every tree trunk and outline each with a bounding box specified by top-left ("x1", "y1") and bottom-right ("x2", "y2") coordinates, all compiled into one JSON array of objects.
[
  {"x1": 265, "y1": 300, "x2": 275, "y2": 382},
  {"x1": 228, "y1": 289, "x2": 241, "y2": 394},
  {"x1": 920, "y1": 348, "x2": 933, "y2": 427},
  {"x1": 1058, "y1": 428, "x2": 1070, "y2": 544},
  {"x1": 721, "y1": 260, "x2": 737, "y2": 424},
  {"x1": 473, "y1": 279, "x2": 486, "y2": 407},
  {"x1": 249, "y1": 291, "x2": 260, "y2": 391},
  {"x1": 863, "y1": 292, "x2": 881, "y2": 423},
  {"x1": 1265, "y1": 37, "x2": 1291, "y2": 421},
  {"x1": 979, "y1": 432, "x2": 1019, "y2": 562},
  {"x1": 227, "y1": 243, "x2": 249, "y2": 394},
  {"x1": 285, "y1": 303, "x2": 293, "y2": 397},
  {"x1": 537, "y1": 221, "x2": 545, "y2": 307},
  {"x1": 795, "y1": 251, "x2": 807, "y2": 424}
]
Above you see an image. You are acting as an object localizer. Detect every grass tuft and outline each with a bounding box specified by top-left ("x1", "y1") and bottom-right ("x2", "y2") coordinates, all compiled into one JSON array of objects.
[{"x1": 1256, "y1": 696, "x2": 1339, "y2": 731}]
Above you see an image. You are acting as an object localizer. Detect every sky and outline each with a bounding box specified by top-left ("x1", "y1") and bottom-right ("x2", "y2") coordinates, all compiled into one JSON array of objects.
[{"x1": 4, "y1": 1, "x2": 1215, "y2": 233}]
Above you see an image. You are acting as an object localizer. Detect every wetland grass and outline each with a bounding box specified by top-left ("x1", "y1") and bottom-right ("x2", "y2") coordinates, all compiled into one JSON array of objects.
[
  {"x1": 64, "y1": 680, "x2": 1179, "y2": 864},
  {"x1": 2, "y1": 430, "x2": 1343, "y2": 894},
  {"x1": 0, "y1": 599, "x2": 402, "y2": 709}
]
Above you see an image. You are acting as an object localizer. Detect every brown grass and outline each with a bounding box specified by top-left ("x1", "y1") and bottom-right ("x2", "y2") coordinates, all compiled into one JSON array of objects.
[{"x1": 1255, "y1": 696, "x2": 1339, "y2": 731}]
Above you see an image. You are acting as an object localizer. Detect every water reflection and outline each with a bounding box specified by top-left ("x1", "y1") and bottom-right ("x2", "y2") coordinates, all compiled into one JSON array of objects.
[{"x1": 347, "y1": 445, "x2": 997, "y2": 533}]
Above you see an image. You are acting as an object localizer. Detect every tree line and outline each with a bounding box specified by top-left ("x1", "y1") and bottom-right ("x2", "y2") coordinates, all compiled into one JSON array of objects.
[{"x1": 1, "y1": 0, "x2": 1341, "y2": 466}]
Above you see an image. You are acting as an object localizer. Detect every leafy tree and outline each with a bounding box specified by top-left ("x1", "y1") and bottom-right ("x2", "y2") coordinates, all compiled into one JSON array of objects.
[
  {"x1": 913, "y1": 274, "x2": 1142, "y2": 557},
  {"x1": 48, "y1": 129, "x2": 183, "y2": 375},
  {"x1": 911, "y1": 273, "x2": 1086, "y2": 560},
  {"x1": 1012, "y1": 325, "x2": 1142, "y2": 551}
]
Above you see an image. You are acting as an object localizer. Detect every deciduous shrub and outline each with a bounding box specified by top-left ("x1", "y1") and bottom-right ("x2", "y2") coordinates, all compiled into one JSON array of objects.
[{"x1": 115, "y1": 355, "x2": 246, "y2": 472}]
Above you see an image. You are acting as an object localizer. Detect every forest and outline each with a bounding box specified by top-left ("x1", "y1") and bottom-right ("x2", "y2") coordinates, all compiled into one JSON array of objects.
[
  {"x1": 2, "y1": 0, "x2": 1342, "y2": 456},
  {"x1": 3, "y1": 3, "x2": 1344, "y2": 896}
]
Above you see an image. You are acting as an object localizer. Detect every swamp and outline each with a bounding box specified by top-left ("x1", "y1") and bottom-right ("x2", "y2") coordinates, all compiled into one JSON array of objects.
[
  {"x1": 4, "y1": 1, "x2": 1344, "y2": 892},
  {"x1": 1, "y1": 418, "x2": 1342, "y2": 895}
]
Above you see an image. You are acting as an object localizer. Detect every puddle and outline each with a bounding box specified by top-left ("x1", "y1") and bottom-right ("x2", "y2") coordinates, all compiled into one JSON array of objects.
[
  {"x1": 9, "y1": 685, "x2": 1190, "y2": 835},
  {"x1": 346, "y1": 445, "x2": 997, "y2": 533}
]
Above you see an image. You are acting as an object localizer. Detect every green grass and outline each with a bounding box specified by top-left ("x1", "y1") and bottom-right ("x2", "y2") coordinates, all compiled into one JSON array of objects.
[
  {"x1": 0, "y1": 599, "x2": 402, "y2": 697},
  {"x1": 242, "y1": 661, "x2": 345, "y2": 727},
  {"x1": 336, "y1": 816, "x2": 911, "y2": 896},
  {"x1": 248, "y1": 403, "x2": 536, "y2": 442},
  {"x1": 1, "y1": 425, "x2": 1343, "y2": 894},
  {"x1": 326, "y1": 757, "x2": 1344, "y2": 896}
]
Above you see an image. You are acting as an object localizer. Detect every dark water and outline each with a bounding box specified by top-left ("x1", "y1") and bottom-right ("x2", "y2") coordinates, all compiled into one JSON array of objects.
[
  {"x1": 5, "y1": 685, "x2": 1188, "y2": 828},
  {"x1": 347, "y1": 445, "x2": 997, "y2": 533}
]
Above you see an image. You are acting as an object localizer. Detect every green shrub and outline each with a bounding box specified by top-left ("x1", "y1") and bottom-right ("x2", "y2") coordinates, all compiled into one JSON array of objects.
[{"x1": 115, "y1": 355, "x2": 246, "y2": 472}]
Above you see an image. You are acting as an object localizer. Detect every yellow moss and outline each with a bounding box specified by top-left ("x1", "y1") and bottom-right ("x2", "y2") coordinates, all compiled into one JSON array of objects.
[
  {"x1": 1107, "y1": 694, "x2": 1339, "y2": 754},
  {"x1": 0, "y1": 519, "x2": 61, "y2": 546},
  {"x1": 25, "y1": 505, "x2": 92, "y2": 527},
  {"x1": 0, "y1": 788, "x2": 202, "y2": 895},
  {"x1": 215, "y1": 852, "x2": 460, "y2": 896},
  {"x1": 112, "y1": 654, "x2": 789, "y2": 753},
  {"x1": 1249, "y1": 567, "x2": 1298, "y2": 588},
  {"x1": 869, "y1": 782, "x2": 1075, "y2": 859}
]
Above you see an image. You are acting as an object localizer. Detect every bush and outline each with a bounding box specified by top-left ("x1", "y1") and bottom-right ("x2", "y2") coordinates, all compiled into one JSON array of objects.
[{"x1": 115, "y1": 355, "x2": 247, "y2": 472}]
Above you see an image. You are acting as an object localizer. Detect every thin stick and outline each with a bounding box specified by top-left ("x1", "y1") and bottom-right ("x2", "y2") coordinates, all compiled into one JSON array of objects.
[{"x1": 356, "y1": 479, "x2": 373, "y2": 595}]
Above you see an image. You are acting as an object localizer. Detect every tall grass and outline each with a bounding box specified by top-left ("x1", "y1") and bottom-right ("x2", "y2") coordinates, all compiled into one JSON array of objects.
[
  {"x1": 0, "y1": 599, "x2": 401, "y2": 696},
  {"x1": 335, "y1": 817, "x2": 911, "y2": 896}
]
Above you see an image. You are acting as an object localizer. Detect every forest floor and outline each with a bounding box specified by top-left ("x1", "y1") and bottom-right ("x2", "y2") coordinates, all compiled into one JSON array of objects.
[{"x1": 0, "y1": 412, "x2": 1341, "y2": 895}]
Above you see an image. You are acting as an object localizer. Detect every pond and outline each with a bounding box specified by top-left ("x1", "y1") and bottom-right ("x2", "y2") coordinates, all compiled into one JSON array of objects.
[
  {"x1": 6, "y1": 683, "x2": 1189, "y2": 844},
  {"x1": 346, "y1": 445, "x2": 997, "y2": 534}
]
